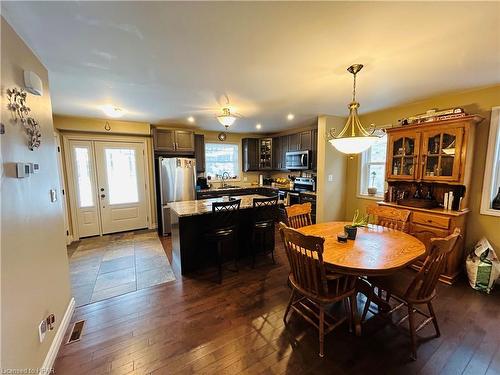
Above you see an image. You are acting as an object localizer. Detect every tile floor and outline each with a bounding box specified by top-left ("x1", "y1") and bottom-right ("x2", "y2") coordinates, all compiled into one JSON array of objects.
[{"x1": 68, "y1": 230, "x2": 175, "y2": 307}]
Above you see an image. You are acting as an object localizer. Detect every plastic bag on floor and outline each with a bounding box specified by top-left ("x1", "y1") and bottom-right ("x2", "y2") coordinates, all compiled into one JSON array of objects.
[{"x1": 466, "y1": 237, "x2": 500, "y2": 294}]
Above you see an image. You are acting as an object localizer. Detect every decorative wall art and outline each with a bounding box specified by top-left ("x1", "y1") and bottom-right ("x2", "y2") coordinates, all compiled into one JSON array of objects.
[{"x1": 7, "y1": 87, "x2": 41, "y2": 150}]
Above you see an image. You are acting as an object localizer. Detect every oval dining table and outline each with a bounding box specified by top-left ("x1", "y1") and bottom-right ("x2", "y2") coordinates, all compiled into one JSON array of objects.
[{"x1": 297, "y1": 221, "x2": 426, "y2": 335}]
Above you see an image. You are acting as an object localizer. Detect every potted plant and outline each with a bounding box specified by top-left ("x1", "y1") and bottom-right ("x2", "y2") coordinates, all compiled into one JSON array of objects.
[
  {"x1": 344, "y1": 209, "x2": 369, "y2": 240},
  {"x1": 367, "y1": 171, "x2": 378, "y2": 195}
]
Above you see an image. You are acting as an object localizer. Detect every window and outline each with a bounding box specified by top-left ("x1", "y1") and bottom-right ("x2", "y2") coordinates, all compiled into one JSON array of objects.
[
  {"x1": 480, "y1": 107, "x2": 500, "y2": 216},
  {"x1": 74, "y1": 147, "x2": 94, "y2": 207},
  {"x1": 104, "y1": 148, "x2": 139, "y2": 205},
  {"x1": 359, "y1": 134, "x2": 387, "y2": 198},
  {"x1": 205, "y1": 143, "x2": 239, "y2": 180}
]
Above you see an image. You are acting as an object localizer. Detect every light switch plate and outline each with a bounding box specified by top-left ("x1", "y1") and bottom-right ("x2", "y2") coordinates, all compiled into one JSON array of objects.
[
  {"x1": 328, "y1": 174, "x2": 333, "y2": 182},
  {"x1": 50, "y1": 189, "x2": 57, "y2": 202}
]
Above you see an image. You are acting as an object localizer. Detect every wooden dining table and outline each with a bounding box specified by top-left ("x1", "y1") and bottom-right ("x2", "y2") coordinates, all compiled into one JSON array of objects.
[{"x1": 297, "y1": 221, "x2": 426, "y2": 335}]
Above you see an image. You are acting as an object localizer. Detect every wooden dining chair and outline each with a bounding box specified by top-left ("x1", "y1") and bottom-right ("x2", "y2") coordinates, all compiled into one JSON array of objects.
[
  {"x1": 362, "y1": 228, "x2": 461, "y2": 360},
  {"x1": 285, "y1": 202, "x2": 313, "y2": 229},
  {"x1": 279, "y1": 223, "x2": 357, "y2": 357},
  {"x1": 366, "y1": 205, "x2": 411, "y2": 232}
]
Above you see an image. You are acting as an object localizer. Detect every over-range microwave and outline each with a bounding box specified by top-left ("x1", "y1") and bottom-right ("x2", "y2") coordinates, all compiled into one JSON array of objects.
[{"x1": 285, "y1": 150, "x2": 311, "y2": 170}]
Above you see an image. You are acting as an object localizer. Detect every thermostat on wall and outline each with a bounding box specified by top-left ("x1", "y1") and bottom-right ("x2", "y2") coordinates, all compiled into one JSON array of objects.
[
  {"x1": 29, "y1": 163, "x2": 40, "y2": 173},
  {"x1": 16, "y1": 163, "x2": 30, "y2": 178}
]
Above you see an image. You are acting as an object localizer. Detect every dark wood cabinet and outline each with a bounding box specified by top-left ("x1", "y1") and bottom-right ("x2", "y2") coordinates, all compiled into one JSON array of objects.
[
  {"x1": 279, "y1": 135, "x2": 289, "y2": 170},
  {"x1": 259, "y1": 138, "x2": 273, "y2": 170},
  {"x1": 311, "y1": 128, "x2": 318, "y2": 170},
  {"x1": 153, "y1": 128, "x2": 195, "y2": 153},
  {"x1": 299, "y1": 130, "x2": 312, "y2": 151},
  {"x1": 194, "y1": 134, "x2": 205, "y2": 173},
  {"x1": 242, "y1": 138, "x2": 259, "y2": 172},
  {"x1": 288, "y1": 133, "x2": 301, "y2": 151},
  {"x1": 272, "y1": 137, "x2": 281, "y2": 170}
]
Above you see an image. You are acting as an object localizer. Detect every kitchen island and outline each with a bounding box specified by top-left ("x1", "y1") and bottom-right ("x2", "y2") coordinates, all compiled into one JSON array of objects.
[{"x1": 169, "y1": 194, "x2": 278, "y2": 275}]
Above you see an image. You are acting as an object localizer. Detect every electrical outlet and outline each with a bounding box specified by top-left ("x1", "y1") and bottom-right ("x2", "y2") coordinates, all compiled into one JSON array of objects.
[
  {"x1": 328, "y1": 174, "x2": 333, "y2": 182},
  {"x1": 38, "y1": 319, "x2": 47, "y2": 343}
]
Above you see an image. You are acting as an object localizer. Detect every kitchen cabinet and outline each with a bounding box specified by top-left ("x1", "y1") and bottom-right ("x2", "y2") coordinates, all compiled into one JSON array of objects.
[
  {"x1": 385, "y1": 116, "x2": 481, "y2": 184},
  {"x1": 299, "y1": 130, "x2": 312, "y2": 151},
  {"x1": 287, "y1": 133, "x2": 300, "y2": 151},
  {"x1": 272, "y1": 137, "x2": 281, "y2": 170},
  {"x1": 153, "y1": 128, "x2": 195, "y2": 153},
  {"x1": 194, "y1": 134, "x2": 205, "y2": 173},
  {"x1": 242, "y1": 138, "x2": 259, "y2": 172},
  {"x1": 311, "y1": 128, "x2": 318, "y2": 170},
  {"x1": 279, "y1": 135, "x2": 289, "y2": 170},
  {"x1": 259, "y1": 138, "x2": 273, "y2": 170}
]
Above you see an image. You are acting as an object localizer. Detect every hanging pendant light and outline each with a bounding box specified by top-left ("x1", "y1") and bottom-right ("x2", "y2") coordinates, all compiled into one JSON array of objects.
[
  {"x1": 329, "y1": 64, "x2": 379, "y2": 154},
  {"x1": 217, "y1": 107, "x2": 237, "y2": 128}
]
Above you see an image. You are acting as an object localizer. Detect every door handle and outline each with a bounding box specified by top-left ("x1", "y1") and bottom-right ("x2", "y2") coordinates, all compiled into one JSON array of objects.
[
  {"x1": 100, "y1": 188, "x2": 105, "y2": 192},
  {"x1": 100, "y1": 194, "x2": 106, "y2": 199}
]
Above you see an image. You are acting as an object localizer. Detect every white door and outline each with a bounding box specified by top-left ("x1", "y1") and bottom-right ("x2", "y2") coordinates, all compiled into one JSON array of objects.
[
  {"x1": 69, "y1": 140, "x2": 100, "y2": 237},
  {"x1": 94, "y1": 141, "x2": 148, "y2": 234}
]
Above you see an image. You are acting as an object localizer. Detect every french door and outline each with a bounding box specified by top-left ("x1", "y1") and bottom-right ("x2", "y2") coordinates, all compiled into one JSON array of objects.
[{"x1": 69, "y1": 140, "x2": 148, "y2": 237}]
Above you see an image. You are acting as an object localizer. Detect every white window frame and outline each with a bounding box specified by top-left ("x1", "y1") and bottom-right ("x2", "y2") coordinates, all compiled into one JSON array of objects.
[
  {"x1": 480, "y1": 106, "x2": 500, "y2": 217},
  {"x1": 358, "y1": 134, "x2": 387, "y2": 200},
  {"x1": 204, "y1": 142, "x2": 241, "y2": 181}
]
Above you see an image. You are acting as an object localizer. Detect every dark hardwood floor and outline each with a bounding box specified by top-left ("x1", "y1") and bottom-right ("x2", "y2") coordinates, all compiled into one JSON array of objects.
[{"x1": 54, "y1": 230, "x2": 500, "y2": 375}]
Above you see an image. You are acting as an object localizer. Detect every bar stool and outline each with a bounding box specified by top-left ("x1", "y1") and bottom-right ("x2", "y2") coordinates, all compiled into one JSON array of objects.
[
  {"x1": 205, "y1": 199, "x2": 241, "y2": 283},
  {"x1": 251, "y1": 195, "x2": 278, "y2": 267}
]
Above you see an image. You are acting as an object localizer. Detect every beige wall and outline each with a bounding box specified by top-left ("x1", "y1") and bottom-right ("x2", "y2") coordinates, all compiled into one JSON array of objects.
[
  {"x1": 53, "y1": 115, "x2": 150, "y2": 135},
  {"x1": 344, "y1": 85, "x2": 500, "y2": 250},
  {"x1": 1, "y1": 17, "x2": 71, "y2": 369},
  {"x1": 316, "y1": 115, "x2": 348, "y2": 222}
]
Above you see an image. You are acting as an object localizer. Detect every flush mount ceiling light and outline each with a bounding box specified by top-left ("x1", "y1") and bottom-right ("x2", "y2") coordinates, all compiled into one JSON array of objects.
[
  {"x1": 256, "y1": 123, "x2": 262, "y2": 130},
  {"x1": 100, "y1": 104, "x2": 125, "y2": 118},
  {"x1": 187, "y1": 116, "x2": 195, "y2": 123},
  {"x1": 217, "y1": 107, "x2": 238, "y2": 129},
  {"x1": 287, "y1": 113, "x2": 295, "y2": 121},
  {"x1": 328, "y1": 64, "x2": 380, "y2": 154}
]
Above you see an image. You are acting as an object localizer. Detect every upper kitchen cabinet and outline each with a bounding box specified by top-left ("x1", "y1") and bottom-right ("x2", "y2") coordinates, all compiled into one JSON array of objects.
[
  {"x1": 242, "y1": 138, "x2": 259, "y2": 172},
  {"x1": 153, "y1": 128, "x2": 195, "y2": 153},
  {"x1": 259, "y1": 138, "x2": 273, "y2": 170},
  {"x1": 299, "y1": 130, "x2": 312, "y2": 151},
  {"x1": 272, "y1": 137, "x2": 281, "y2": 170},
  {"x1": 287, "y1": 132, "x2": 301, "y2": 151},
  {"x1": 385, "y1": 115, "x2": 482, "y2": 184},
  {"x1": 311, "y1": 128, "x2": 318, "y2": 170},
  {"x1": 194, "y1": 134, "x2": 205, "y2": 173}
]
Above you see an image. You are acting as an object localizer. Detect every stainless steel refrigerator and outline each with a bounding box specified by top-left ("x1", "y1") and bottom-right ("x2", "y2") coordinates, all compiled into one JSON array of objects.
[{"x1": 159, "y1": 157, "x2": 196, "y2": 235}]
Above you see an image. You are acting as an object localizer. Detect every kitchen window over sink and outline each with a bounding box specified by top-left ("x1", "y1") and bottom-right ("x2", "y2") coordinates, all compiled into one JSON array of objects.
[
  {"x1": 359, "y1": 133, "x2": 387, "y2": 199},
  {"x1": 205, "y1": 143, "x2": 239, "y2": 180}
]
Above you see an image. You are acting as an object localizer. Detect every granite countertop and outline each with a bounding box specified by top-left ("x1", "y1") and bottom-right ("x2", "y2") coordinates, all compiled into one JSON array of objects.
[
  {"x1": 198, "y1": 185, "x2": 277, "y2": 193},
  {"x1": 169, "y1": 194, "x2": 284, "y2": 217}
]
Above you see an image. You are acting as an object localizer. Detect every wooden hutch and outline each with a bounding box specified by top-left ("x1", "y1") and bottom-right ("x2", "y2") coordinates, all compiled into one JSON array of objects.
[{"x1": 377, "y1": 115, "x2": 483, "y2": 284}]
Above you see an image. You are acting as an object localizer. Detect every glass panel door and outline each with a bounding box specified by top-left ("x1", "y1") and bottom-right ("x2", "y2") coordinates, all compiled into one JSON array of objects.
[
  {"x1": 387, "y1": 133, "x2": 419, "y2": 180},
  {"x1": 422, "y1": 128, "x2": 463, "y2": 181}
]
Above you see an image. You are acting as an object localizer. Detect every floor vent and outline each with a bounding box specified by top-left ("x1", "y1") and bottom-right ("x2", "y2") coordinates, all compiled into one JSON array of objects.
[{"x1": 67, "y1": 320, "x2": 85, "y2": 344}]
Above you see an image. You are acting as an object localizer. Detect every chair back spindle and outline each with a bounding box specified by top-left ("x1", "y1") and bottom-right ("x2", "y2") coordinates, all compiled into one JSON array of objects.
[
  {"x1": 367, "y1": 205, "x2": 411, "y2": 232},
  {"x1": 286, "y1": 202, "x2": 313, "y2": 229},
  {"x1": 406, "y1": 228, "x2": 461, "y2": 302}
]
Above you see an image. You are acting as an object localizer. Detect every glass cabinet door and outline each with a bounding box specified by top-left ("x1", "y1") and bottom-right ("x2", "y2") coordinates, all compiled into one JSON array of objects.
[
  {"x1": 387, "y1": 133, "x2": 420, "y2": 180},
  {"x1": 421, "y1": 127, "x2": 463, "y2": 181}
]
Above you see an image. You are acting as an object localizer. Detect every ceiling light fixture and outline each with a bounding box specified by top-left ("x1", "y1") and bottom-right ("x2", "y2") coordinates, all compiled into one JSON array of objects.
[
  {"x1": 100, "y1": 104, "x2": 125, "y2": 118},
  {"x1": 187, "y1": 116, "x2": 195, "y2": 123},
  {"x1": 256, "y1": 123, "x2": 262, "y2": 130},
  {"x1": 217, "y1": 107, "x2": 237, "y2": 129},
  {"x1": 328, "y1": 64, "x2": 380, "y2": 155},
  {"x1": 287, "y1": 113, "x2": 295, "y2": 121}
]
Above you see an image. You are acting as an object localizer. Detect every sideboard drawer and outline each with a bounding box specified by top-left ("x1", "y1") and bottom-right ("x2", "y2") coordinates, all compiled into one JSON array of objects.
[{"x1": 412, "y1": 212, "x2": 450, "y2": 229}]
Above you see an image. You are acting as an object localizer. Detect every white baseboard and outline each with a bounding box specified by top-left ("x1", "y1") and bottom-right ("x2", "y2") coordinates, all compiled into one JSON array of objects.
[{"x1": 42, "y1": 297, "x2": 75, "y2": 372}]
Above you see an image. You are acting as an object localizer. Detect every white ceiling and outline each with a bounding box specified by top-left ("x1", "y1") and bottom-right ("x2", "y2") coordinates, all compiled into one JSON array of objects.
[{"x1": 2, "y1": 1, "x2": 499, "y2": 132}]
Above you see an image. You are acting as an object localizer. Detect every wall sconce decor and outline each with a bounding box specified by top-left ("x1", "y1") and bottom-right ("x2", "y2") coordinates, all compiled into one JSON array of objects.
[{"x1": 7, "y1": 87, "x2": 41, "y2": 150}]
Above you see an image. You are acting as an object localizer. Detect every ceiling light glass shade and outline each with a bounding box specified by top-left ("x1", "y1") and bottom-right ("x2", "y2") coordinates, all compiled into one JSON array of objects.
[
  {"x1": 330, "y1": 101, "x2": 378, "y2": 154},
  {"x1": 217, "y1": 108, "x2": 237, "y2": 127}
]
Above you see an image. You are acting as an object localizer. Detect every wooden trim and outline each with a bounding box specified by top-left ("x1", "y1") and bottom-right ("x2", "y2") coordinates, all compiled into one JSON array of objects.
[
  {"x1": 378, "y1": 201, "x2": 470, "y2": 217},
  {"x1": 41, "y1": 298, "x2": 75, "y2": 372},
  {"x1": 480, "y1": 107, "x2": 500, "y2": 217}
]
